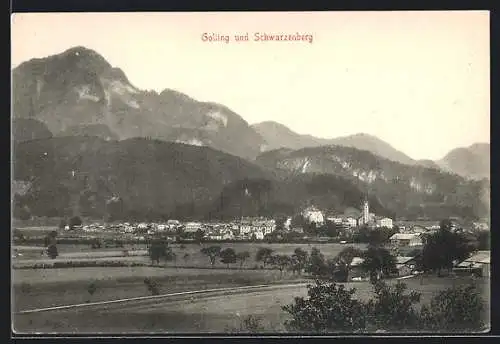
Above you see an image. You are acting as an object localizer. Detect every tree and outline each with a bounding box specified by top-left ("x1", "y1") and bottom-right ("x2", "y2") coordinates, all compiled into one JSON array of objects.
[
  {"x1": 275, "y1": 215, "x2": 287, "y2": 232},
  {"x1": 226, "y1": 315, "x2": 265, "y2": 333},
  {"x1": 195, "y1": 228, "x2": 205, "y2": 244},
  {"x1": 365, "y1": 280, "x2": 421, "y2": 331},
  {"x1": 323, "y1": 220, "x2": 338, "y2": 238},
  {"x1": 47, "y1": 244, "x2": 58, "y2": 259},
  {"x1": 367, "y1": 227, "x2": 398, "y2": 246},
  {"x1": 271, "y1": 254, "x2": 292, "y2": 274},
  {"x1": 87, "y1": 282, "x2": 97, "y2": 298},
  {"x1": 328, "y1": 246, "x2": 365, "y2": 282},
  {"x1": 421, "y1": 221, "x2": 475, "y2": 276},
  {"x1": 90, "y1": 238, "x2": 102, "y2": 249},
  {"x1": 306, "y1": 247, "x2": 327, "y2": 277},
  {"x1": 419, "y1": 283, "x2": 486, "y2": 332},
  {"x1": 148, "y1": 239, "x2": 174, "y2": 265},
  {"x1": 58, "y1": 218, "x2": 67, "y2": 230},
  {"x1": 15, "y1": 205, "x2": 31, "y2": 221},
  {"x1": 144, "y1": 277, "x2": 160, "y2": 295},
  {"x1": 255, "y1": 247, "x2": 274, "y2": 267},
  {"x1": 336, "y1": 246, "x2": 364, "y2": 266},
  {"x1": 282, "y1": 280, "x2": 367, "y2": 333},
  {"x1": 475, "y1": 230, "x2": 490, "y2": 250},
  {"x1": 220, "y1": 248, "x2": 237, "y2": 268},
  {"x1": 291, "y1": 214, "x2": 306, "y2": 229},
  {"x1": 361, "y1": 246, "x2": 397, "y2": 282},
  {"x1": 69, "y1": 216, "x2": 82, "y2": 229},
  {"x1": 292, "y1": 248, "x2": 309, "y2": 274},
  {"x1": 201, "y1": 246, "x2": 222, "y2": 267},
  {"x1": 236, "y1": 251, "x2": 251, "y2": 268},
  {"x1": 13, "y1": 229, "x2": 25, "y2": 242},
  {"x1": 44, "y1": 230, "x2": 57, "y2": 247}
]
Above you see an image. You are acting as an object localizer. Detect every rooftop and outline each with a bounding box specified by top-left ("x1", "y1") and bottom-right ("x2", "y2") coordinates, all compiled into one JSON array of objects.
[
  {"x1": 390, "y1": 233, "x2": 422, "y2": 240},
  {"x1": 463, "y1": 250, "x2": 490, "y2": 264}
]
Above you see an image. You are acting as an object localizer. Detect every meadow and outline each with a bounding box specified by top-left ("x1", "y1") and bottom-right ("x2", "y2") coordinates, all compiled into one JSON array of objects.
[
  {"x1": 13, "y1": 274, "x2": 490, "y2": 333},
  {"x1": 12, "y1": 266, "x2": 307, "y2": 312}
]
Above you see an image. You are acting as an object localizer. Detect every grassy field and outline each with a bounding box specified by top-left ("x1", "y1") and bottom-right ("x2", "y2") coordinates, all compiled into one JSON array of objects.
[
  {"x1": 12, "y1": 267, "x2": 307, "y2": 312},
  {"x1": 13, "y1": 242, "x2": 367, "y2": 267},
  {"x1": 13, "y1": 275, "x2": 490, "y2": 334}
]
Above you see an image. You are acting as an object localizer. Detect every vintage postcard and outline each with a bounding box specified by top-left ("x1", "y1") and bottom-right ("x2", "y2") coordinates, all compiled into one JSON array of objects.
[{"x1": 11, "y1": 11, "x2": 490, "y2": 335}]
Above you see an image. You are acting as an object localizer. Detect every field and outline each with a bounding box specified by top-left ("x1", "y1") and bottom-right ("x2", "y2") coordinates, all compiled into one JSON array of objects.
[
  {"x1": 13, "y1": 242, "x2": 368, "y2": 268},
  {"x1": 13, "y1": 275, "x2": 490, "y2": 333},
  {"x1": 12, "y1": 266, "x2": 307, "y2": 312}
]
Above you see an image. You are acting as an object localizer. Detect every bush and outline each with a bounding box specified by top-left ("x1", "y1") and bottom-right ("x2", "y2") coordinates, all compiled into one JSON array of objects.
[
  {"x1": 144, "y1": 277, "x2": 161, "y2": 295},
  {"x1": 69, "y1": 216, "x2": 82, "y2": 228},
  {"x1": 365, "y1": 281, "x2": 421, "y2": 331},
  {"x1": 282, "y1": 280, "x2": 367, "y2": 333},
  {"x1": 226, "y1": 315, "x2": 265, "y2": 333},
  {"x1": 87, "y1": 281, "x2": 97, "y2": 296},
  {"x1": 47, "y1": 244, "x2": 58, "y2": 259},
  {"x1": 282, "y1": 279, "x2": 487, "y2": 333},
  {"x1": 20, "y1": 282, "x2": 32, "y2": 294},
  {"x1": 419, "y1": 283, "x2": 485, "y2": 332}
]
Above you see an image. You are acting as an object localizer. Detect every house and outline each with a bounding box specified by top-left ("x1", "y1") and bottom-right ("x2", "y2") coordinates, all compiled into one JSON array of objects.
[
  {"x1": 390, "y1": 233, "x2": 423, "y2": 247},
  {"x1": 302, "y1": 207, "x2": 324, "y2": 225},
  {"x1": 348, "y1": 257, "x2": 368, "y2": 281},
  {"x1": 395, "y1": 256, "x2": 418, "y2": 277},
  {"x1": 454, "y1": 250, "x2": 490, "y2": 277},
  {"x1": 376, "y1": 217, "x2": 393, "y2": 228},
  {"x1": 327, "y1": 216, "x2": 343, "y2": 225},
  {"x1": 184, "y1": 222, "x2": 202, "y2": 233},
  {"x1": 252, "y1": 231, "x2": 264, "y2": 240}
]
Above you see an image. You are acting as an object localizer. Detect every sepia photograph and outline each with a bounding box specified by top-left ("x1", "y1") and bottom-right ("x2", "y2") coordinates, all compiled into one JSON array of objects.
[{"x1": 11, "y1": 11, "x2": 490, "y2": 335}]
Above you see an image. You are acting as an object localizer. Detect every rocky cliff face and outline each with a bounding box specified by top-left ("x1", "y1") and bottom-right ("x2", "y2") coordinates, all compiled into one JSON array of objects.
[
  {"x1": 12, "y1": 46, "x2": 266, "y2": 160},
  {"x1": 256, "y1": 145, "x2": 490, "y2": 220}
]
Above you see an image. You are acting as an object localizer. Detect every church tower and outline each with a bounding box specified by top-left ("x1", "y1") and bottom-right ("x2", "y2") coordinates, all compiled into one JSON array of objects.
[{"x1": 362, "y1": 196, "x2": 370, "y2": 225}]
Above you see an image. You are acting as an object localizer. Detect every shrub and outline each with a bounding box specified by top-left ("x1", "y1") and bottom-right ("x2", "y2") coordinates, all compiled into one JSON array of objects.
[
  {"x1": 144, "y1": 277, "x2": 161, "y2": 295},
  {"x1": 282, "y1": 280, "x2": 367, "y2": 333},
  {"x1": 419, "y1": 283, "x2": 486, "y2": 332}
]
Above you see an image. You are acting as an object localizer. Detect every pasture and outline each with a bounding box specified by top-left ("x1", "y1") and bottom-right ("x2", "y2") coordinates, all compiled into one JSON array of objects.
[
  {"x1": 13, "y1": 242, "x2": 368, "y2": 267},
  {"x1": 12, "y1": 266, "x2": 307, "y2": 312},
  {"x1": 13, "y1": 275, "x2": 490, "y2": 334}
]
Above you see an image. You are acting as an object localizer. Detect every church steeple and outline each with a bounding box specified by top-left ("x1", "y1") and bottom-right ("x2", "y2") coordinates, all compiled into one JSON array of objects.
[{"x1": 362, "y1": 195, "x2": 370, "y2": 225}]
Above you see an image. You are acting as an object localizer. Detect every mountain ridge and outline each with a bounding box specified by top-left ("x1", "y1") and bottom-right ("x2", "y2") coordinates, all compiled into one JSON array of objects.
[
  {"x1": 12, "y1": 46, "x2": 266, "y2": 160},
  {"x1": 252, "y1": 120, "x2": 489, "y2": 180}
]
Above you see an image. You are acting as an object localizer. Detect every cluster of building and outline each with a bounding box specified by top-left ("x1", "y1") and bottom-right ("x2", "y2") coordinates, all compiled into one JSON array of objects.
[
  {"x1": 300, "y1": 198, "x2": 394, "y2": 230},
  {"x1": 75, "y1": 217, "x2": 277, "y2": 241}
]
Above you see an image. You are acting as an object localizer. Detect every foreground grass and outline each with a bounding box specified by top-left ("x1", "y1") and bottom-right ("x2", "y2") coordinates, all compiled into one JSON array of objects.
[
  {"x1": 13, "y1": 275, "x2": 489, "y2": 334},
  {"x1": 12, "y1": 267, "x2": 306, "y2": 312}
]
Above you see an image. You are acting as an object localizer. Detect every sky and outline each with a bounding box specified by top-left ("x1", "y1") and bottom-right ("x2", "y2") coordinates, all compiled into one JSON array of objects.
[{"x1": 11, "y1": 11, "x2": 490, "y2": 160}]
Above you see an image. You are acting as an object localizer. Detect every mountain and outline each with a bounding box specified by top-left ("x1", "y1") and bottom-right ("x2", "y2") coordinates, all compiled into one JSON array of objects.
[
  {"x1": 252, "y1": 121, "x2": 415, "y2": 165},
  {"x1": 438, "y1": 143, "x2": 490, "y2": 180},
  {"x1": 12, "y1": 46, "x2": 266, "y2": 160},
  {"x1": 256, "y1": 145, "x2": 490, "y2": 221},
  {"x1": 251, "y1": 121, "x2": 326, "y2": 151},
  {"x1": 13, "y1": 136, "x2": 489, "y2": 221},
  {"x1": 12, "y1": 118, "x2": 53, "y2": 143},
  {"x1": 12, "y1": 136, "x2": 392, "y2": 221}
]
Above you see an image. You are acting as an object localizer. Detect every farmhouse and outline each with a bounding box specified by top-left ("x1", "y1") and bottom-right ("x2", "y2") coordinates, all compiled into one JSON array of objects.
[
  {"x1": 375, "y1": 217, "x2": 393, "y2": 228},
  {"x1": 390, "y1": 233, "x2": 423, "y2": 247},
  {"x1": 302, "y1": 206, "x2": 324, "y2": 225},
  {"x1": 454, "y1": 250, "x2": 490, "y2": 277},
  {"x1": 184, "y1": 222, "x2": 203, "y2": 233},
  {"x1": 395, "y1": 256, "x2": 418, "y2": 277},
  {"x1": 348, "y1": 256, "x2": 368, "y2": 281}
]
